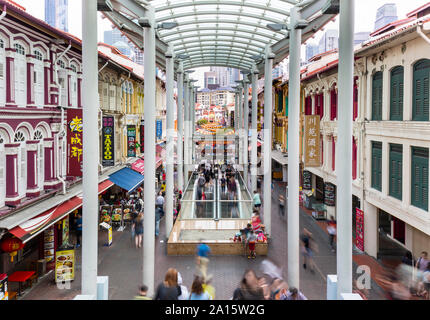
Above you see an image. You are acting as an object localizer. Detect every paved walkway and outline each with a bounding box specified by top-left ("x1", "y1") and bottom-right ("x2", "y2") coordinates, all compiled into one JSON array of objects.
[{"x1": 19, "y1": 180, "x2": 389, "y2": 300}]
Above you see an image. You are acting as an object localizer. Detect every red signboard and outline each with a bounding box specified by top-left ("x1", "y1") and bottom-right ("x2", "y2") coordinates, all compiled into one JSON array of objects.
[
  {"x1": 67, "y1": 109, "x2": 83, "y2": 176},
  {"x1": 356, "y1": 208, "x2": 364, "y2": 252}
]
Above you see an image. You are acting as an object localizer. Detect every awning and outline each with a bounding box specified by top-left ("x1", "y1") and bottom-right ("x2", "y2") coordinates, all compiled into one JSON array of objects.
[
  {"x1": 9, "y1": 180, "x2": 114, "y2": 243},
  {"x1": 108, "y1": 167, "x2": 144, "y2": 192},
  {"x1": 131, "y1": 158, "x2": 145, "y2": 174}
]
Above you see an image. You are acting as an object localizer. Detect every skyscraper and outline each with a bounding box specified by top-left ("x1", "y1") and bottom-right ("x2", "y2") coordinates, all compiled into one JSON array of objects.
[
  {"x1": 104, "y1": 29, "x2": 144, "y2": 65},
  {"x1": 305, "y1": 43, "x2": 319, "y2": 63},
  {"x1": 318, "y1": 29, "x2": 338, "y2": 54},
  {"x1": 374, "y1": 3, "x2": 398, "y2": 31},
  {"x1": 354, "y1": 32, "x2": 370, "y2": 45},
  {"x1": 45, "y1": 0, "x2": 68, "y2": 32}
]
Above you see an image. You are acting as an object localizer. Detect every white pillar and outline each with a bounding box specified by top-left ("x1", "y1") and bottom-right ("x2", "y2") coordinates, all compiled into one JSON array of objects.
[
  {"x1": 243, "y1": 79, "x2": 249, "y2": 185},
  {"x1": 143, "y1": 5, "x2": 156, "y2": 296},
  {"x1": 238, "y1": 85, "x2": 243, "y2": 166},
  {"x1": 183, "y1": 76, "x2": 189, "y2": 179},
  {"x1": 264, "y1": 45, "x2": 273, "y2": 238},
  {"x1": 192, "y1": 88, "x2": 196, "y2": 165},
  {"x1": 337, "y1": 0, "x2": 355, "y2": 299},
  {"x1": 234, "y1": 92, "x2": 238, "y2": 132},
  {"x1": 81, "y1": 0, "x2": 98, "y2": 297},
  {"x1": 188, "y1": 83, "x2": 193, "y2": 170},
  {"x1": 287, "y1": 6, "x2": 301, "y2": 290},
  {"x1": 176, "y1": 63, "x2": 184, "y2": 192},
  {"x1": 363, "y1": 200, "x2": 378, "y2": 258},
  {"x1": 165, "y1": 44, "x2": 174, "y2": 238},
  {"x1": 251, "y1": 66, "x2": 259, "y2": 192}
]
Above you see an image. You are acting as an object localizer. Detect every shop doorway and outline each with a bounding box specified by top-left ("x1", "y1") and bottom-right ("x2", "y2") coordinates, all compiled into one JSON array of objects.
[
  {"x1": 315, "y1": 176, "x2": 324, "y2": 201},
  {"x1": 377, "y1": 209, "x2": 407, "y2": 260}
]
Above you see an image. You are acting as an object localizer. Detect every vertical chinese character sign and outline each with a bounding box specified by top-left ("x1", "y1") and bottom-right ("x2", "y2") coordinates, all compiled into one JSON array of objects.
[
  {"x1": 304, "y1": 115, "x2": 320, "y2": 167},
  {"x1": 102, "y1": 116, "x2": 115, "y2": 166},
  {"x1": 140, "y1": 120, "x2": 144, "y2": 153},
  {"x1": 156, "y1": 120, "x2": 162, "y2": 140},
  {"x1": 356, "y1": 208, "x2": 364, "y2": 252},
  {"x1": 67, "y1": 109, "x2": 83, "y2": 176},
  {"x1": 127, "y1": 125, "x2": 136, "y2": 157}
]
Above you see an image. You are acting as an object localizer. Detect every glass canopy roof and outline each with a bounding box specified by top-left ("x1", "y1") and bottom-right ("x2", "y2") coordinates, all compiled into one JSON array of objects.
[{"x1": 103, "y1": 0, "x2": 336, "y2": 74}]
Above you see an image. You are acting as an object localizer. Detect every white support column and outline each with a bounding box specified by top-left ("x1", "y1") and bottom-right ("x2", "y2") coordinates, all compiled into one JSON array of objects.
[
  {"x1": 287, "y1": 6, "x2": 301, "y2": 290},
  {"x1": 243, "y1": 78, "x2": 249, "y2": 185},
  {"x1": 81, "y1": 0, "x2": 98, "y2": 297},
  {"x1": 177, "y1": 63, "x2": 184, "y2": 192},
  {"x1": 188, "y1": 83, "x2": 193, "y2": 170},
  {"x1": 238, "y1": 84, "x2": 243, "y2": 166},
  {"x1": 251, "y1": 66, "x2": 259, "y2": 193},
  {"x1": 143, "y1": 5, "x2": 156, "y2": 297},
  {"x1": 192, "y1": 88, "x2": 196, "y2": 165},
  {"x1": 183, "y1": 76, "x2": 189, "y2": 179},
  {"x1": 337, "y1": 0, "x2": 355, "y2": 299},
  {"x1": 234, "y1": 92, "x2": 238, "y2": 133},
  {"x1": 264, "y1": 45, "x2": 274, "y2": 238},
  {"x1": 165, "y1": 44, "x2": 174, "y2": 238}
]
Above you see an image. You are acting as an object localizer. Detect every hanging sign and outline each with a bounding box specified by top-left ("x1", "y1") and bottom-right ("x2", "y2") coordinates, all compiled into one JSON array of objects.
[
  {"x1": 102, "y1": 116, "x2": 115, "y2": 166},
  {"x1": 44, "y1": 226, "x2": 55, "y2": 271},
  {"x1": 67, "y1": 108, "x2": 83, "y2": 176},
  {"x1": 304, "y1": 115, "x2": 320, "y2": 167},
  {"x1": 156, "y1": 120, "x2": 162, "y2": 139},
  {"x1": 140, "y1": 120, "x2": 144, "y2": 153},
  {"x1": 356, "y1": 208, "x2": 364, "y2": 252},
  {"x1": 127, "y1": 125, "x2": 136, "y2": 157}
]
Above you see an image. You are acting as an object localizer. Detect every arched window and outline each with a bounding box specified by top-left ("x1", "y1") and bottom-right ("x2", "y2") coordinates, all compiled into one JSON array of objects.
[
  {"x1": 34, "y1": 50, "x2": 43, "y2": 61},
  {"x1": 71, "y1": 65, "x2": 77, "y2": 73},
  {"x1": 58, "y1": 60, "x2": 66, "y2": 69},
  {"x1": 412, "y1": 59, "x2": 430, "y2": 121},
  {"x1": 14, "y1": 130, "x2": 26, "y2": 142},
  {"x1": 14, "y1": 43, "x2": 25, "y2": 55},
  {"x1": 0, "y1": 39, "x2": 4, "y2": 49},
  {"x1": 34, "y1": 129, "x2": 43, "y2": 141}
]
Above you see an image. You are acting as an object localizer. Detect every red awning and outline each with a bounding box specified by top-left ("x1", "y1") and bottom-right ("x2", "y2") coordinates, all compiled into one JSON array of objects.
[
  {"x1": 131, "y1": 158, "x2": 145, "y2": 174},
  {"x1": 9, "y1": 180, "x2": 114, "y2": 243}
]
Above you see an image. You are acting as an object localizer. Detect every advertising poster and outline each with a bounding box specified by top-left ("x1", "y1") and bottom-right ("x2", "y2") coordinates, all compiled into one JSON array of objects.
[
  {"x1": 356, "y1": 208, "x2": 364, "y2": 252},
  {"x1": 108, "y1": 227, "x2": 112, "y2": 246},
  {"x1": 44, "y1": 226, "x2": 55, "y2": 271},
  {"x1": 127, "y1": 125, "x2": 136, "y2": 157},
  {"x1": 140, "y1": 120, "x2": 144, "y2": 153},
  {"x1": 304, "y1": 115, "x2": 321, "y2": 167},
  {"x1": 67, "y1": 108, "x2": 83, "y2": 176},
  {"x1": 102, "y1": 116, "x2": 115, "y2": 166},
  {"x1": 55, "y1": 249, "x2": 75, "y2": 282}
]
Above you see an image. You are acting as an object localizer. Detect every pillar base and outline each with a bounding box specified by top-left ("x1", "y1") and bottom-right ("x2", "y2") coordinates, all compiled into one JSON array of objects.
[
  {"x1": 5, "y1": 195, "x2": 21, "y2": 207},
  {"x1": 26, "y1": 189, "x2": 41, "y2": 198},
  {"x1": 44, "y1": 180, "x2": 63, "y2": 190}
]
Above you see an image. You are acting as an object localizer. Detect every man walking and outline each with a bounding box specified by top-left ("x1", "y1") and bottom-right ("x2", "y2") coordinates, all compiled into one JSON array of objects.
[{"x1": 196, "y1": 241, "x2": 211, "y2": 281}]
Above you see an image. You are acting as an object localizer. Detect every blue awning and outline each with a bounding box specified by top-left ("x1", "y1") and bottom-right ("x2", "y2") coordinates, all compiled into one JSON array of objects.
[{"x1": 108, "y1": 167, "x2": 144, "y2": 193}]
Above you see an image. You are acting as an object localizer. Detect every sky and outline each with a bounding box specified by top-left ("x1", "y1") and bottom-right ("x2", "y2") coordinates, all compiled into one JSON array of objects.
[{"x1": 15, "y1": 0, "x2": 429, "y2": 88}]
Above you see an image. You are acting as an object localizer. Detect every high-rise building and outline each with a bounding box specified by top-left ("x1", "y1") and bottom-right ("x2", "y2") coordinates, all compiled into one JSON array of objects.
[
  {"x1": 318, "y1": 29, "x2": 338, "y2": 54},
  {"x1": 204, "y1": 71, "x2": 218, "y2": 89},
  {"x1": 45, "y1": 0, "x2": 68, "y2": 32},
  {"x1": 354, "y1": 32, "x2": 371, "y2": 45},
  {"x1": 306, "y1": 43, "x2": 319, "y2": 63},
  {"x1": 374, "y1": 3, "x2": 398, "y2": 31},
  {"x1": 104, "y1": 29, "x2": 144, "y2": 65}
]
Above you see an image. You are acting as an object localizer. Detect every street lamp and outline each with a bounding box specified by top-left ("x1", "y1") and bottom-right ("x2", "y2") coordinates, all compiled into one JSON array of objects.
[
  {"x1": 157, "y1": 22, "x2": 179, "y2": 29},
  {"x1": 266, "y1": 23, "x2": 290, "y2": 31}
]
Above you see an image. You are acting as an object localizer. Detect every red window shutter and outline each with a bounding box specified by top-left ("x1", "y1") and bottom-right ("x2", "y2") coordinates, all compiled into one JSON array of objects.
[
  {"x1": 319, "y1": 93, "x2": 324, "y2": 119},
  {"x1": 331, "y1": 89, "x2": 337, "y2": 120},
  {"x1": 321, "y1": 135, "x2": 324, "y2": 165},
  {"x1": 352, "y1": 138, "x2": 357, "y2": 180},
  {"x1": 332, "y1": 136, "x2": 335, "y2": 171},
  {"x1": 305, "y1": 96, "x2": 312, "y2": 115},
  {"x1": 353, "y1": 79, "x2": 358, "y2": 120}
]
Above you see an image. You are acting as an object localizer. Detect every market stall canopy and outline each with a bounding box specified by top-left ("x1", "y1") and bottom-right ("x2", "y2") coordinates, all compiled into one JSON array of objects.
[
  {"x1": 9, "y1": 180, "x2": 114, "y2": 243},
  {"x1": 108, "y1": 167, "x2": 145, "y2": 192},
  {"x1": 131, "y1": 157, "x2": 163, "y2": 174},
  {"x1": 100, "y1": 0, "x2": 338, "y2": 78}
]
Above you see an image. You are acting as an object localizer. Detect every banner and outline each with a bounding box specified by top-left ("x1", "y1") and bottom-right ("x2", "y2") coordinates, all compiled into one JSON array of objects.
[
  {"x1": 356, "y1": 208, "x2": 364, "y2": 252},
  {"x1": 304, "y1": 115, "x2": 320, "y2": 167},
  {"x1": 156, "y1": 120, "x2": 162, "y2": 139},
  {"x1": 102, "y1": 116, "x2": 115, "y2": 166},
  {"x1": 67, "y1": 108, "x2": 83, "y2": 176},
  {"x1": 55, "y1": 249, "x2": 75, "y2": 282},
  {"x1": 140, "y1": 120, "x2": 144, "y2": 153},
  {"x1": 127, "y1": 125, "x2": 136, "y2": 157}
]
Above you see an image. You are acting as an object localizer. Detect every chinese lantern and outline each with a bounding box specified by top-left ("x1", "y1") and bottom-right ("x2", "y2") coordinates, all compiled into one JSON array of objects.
[{"x1": 0, "y1": 237, "x2": 25, "y2": 262}]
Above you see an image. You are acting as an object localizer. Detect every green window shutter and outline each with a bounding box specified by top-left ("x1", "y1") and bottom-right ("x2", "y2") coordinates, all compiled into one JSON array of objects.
[
  {"x1": 389, "y1": 144, "x2": 403, "y2": 200},
  {"x1": 390, "y1": 66, "x2": 404, "y2": 121},
  {"x1": 372, "y1": 141, "x2": 382, "y2": 191},
  {"x1": 285, "y1": 96, "x2": 288, "y2": 117},
  {"x1": 411, "y1": 147, "x2": 429, "y2": 211},
  {"x1": 278, "y1": 90, "x2": 284, "y2": 113},
  {"x1": 372, "y1": 72, "x2": 383, "y2": 120},
  {"x1": 413, "y1": 59, "x2": 430, "y2": 121}
]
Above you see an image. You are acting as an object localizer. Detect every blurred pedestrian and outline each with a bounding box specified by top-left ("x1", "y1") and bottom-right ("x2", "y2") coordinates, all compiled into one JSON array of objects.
[
  {"x1": 253, "y1": 190, "x2": 261, "y2": 211},
  {"x1": 132, "y1": 212, "x2": 144, "y2": 248},
  {"x1": 269, "y1": 278, "x2": 289, "y2": 300},
  {"x1": 75, "y1": 213, "x2": 82, "y2": 248},
  {"x1": 154, "y1": 268, "x2": 182, "y2": 300},
  {"x1": 278, "y1": 194, "x2": 285, "y2": 218},
  {"x1": 134, "y1": 284, "x2": 151, "y2": 300},
  {"x1": 402, "y1": 251, "x2": 414, "y2": 267},
  {"x1": 203, "y1": 276, "x2": 215, "y2": 300},
  {"x1": 189, "y1": 276, "x2": 211, "y2": 300},
  {"x1": 156, "y1": 192, "x2": 165, "y2": 217},
  {"x1": 155, "y1": 206, "x2": 162, "y2": 237},
  {"x1": 416, "y1": 251, "x2": 429, "y2": 273},
  {"x1": 301, "y1": 228, "x2": 317, "y2": 273},
  {"x1": 281, "y1": 287, "x2": 307, "y2": 300},
  {"x1": 326, "y1": 215, "x2": 337, "y2": 252},
  {"x1": 196, "y1": 242, "x2": 211, "y2": 281},
  {"x1": 177, "y1": 272, "x2": 189, "y2": 300},
  {"x1": 247, "y1": 230, "x2": 257, "y2": 259},
  {"x1": 233, "y1": 269, "x2": 264, "y2": 300}
]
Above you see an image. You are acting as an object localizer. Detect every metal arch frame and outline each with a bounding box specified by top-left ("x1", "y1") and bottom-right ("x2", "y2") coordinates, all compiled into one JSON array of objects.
[
  {"x1": 183, "y1": 56, "x2": 253, "y2": 66},
  {"x1": 156, "y1": 11, "x2": 288, "y2": 25},
  {"x1": 183, "y1": 62, "x2": 251, "y2": 72},
  {"x1": 175, "y1": 44, "x2": 263, "y2": 56},
  {"x1": 180, "y1": 51, "x2": 255, "y2": 62},
  {"x1": 171, "y1": 38, "x2": 267, "y2": 52},
  {"x1": 167, "y1": 32, "x2": 272, "y2": 48},
  {"x1": 175, "y1": 46, "x2": 260, "y2": 57},
  {"x1": 160, "y1": 27, "x2": 284, "y2": 44},
  {"x1": 157, "y1": 19, "x2": 289, "y2": 37},
  {"x1": 182, "y1": 55, "x2": 254, "y2": 67},
  {"x1": 155, "y1": 0, "x2": 291, "y2": 17}
]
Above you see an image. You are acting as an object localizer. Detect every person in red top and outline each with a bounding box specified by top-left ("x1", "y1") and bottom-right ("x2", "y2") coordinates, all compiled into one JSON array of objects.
[
  {"x1": 326, "y1": 215, "x2": 337, "y2": 252},
  {"x1": 251, "y1": 210, "x2": 263, "y2": 234}
]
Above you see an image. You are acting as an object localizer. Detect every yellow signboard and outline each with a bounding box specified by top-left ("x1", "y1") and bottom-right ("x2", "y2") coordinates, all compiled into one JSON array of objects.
[
  {"x1": 304, "y1": 115, "x2": 321, "y2": 167},
  {"x1": 108, "y1": 227, "x2": 112, "y2": 246},
  {"x1": 55, "y1": 249, "x2": 75, "y2": 282}
]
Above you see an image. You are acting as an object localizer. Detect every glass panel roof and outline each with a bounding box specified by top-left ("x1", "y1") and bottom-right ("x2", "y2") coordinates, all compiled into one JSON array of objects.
[{"x1": 146, "y1": 0, "x2": 296, "y2": 69}]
